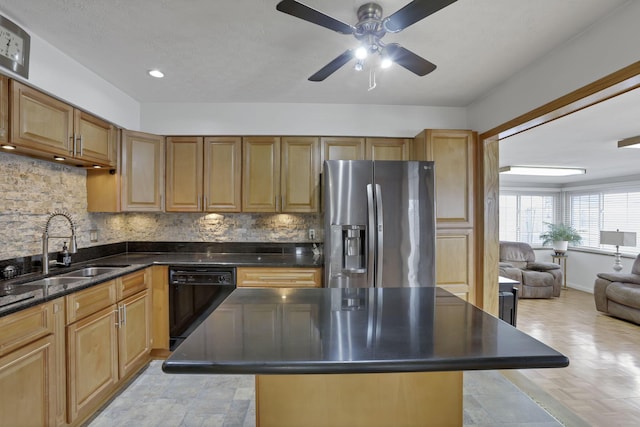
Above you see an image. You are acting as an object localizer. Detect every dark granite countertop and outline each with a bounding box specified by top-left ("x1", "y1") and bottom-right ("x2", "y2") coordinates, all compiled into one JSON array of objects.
[
  {"x1": 0, "y1": 249, "x2": 322, "y2": 317},
  {"x1": 162, "y1": 287, "x2": 569, "y2": 375}
]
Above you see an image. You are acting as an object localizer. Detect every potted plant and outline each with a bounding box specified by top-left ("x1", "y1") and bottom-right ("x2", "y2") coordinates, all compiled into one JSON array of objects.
[{"x1": 540, "y1": 222, "x2": 582, "y2": 254}]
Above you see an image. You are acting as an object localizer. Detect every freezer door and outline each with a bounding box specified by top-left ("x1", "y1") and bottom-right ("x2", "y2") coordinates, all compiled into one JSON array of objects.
[
  {"x1": 324, "y1": 160, "x2": 373, "y2": 288},
  {"x1": 373, "y1": 161, "x2": 436, "y2": 287}
]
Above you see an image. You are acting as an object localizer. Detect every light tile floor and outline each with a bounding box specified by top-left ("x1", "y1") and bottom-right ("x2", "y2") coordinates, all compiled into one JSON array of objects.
[{"x1": 87, "y1": 360, "x2": 566, "y2": 427}]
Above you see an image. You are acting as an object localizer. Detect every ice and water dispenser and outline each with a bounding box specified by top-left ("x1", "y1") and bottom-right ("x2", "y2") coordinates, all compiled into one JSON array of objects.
[{"x1": 328, "y1": 224, "x2": 367, "y2": 287}]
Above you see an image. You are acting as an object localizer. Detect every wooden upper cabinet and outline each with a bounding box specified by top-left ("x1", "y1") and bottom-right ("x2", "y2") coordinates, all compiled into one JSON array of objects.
[
  {"x1": 365, "y1": 137, "x2": 410, "y2": 160},
  {"x1": 414, "y1": 129, "x2": 476, "y2": 228},
  {"x1": 321, "y1": 137, "x2": 365, "y2": 163},
  {"x1": 166, "y1": 136, "x2": 203, "y2": 212},
  {"x1": 74, "y1": 109, "x2": 116, "y2": 167},
  {"x1": 9, "y1": 80, "x2": 115, "y2": 167},
  {"x1": 0, "y1": 75, "x2": 8, "y2": 143},
  {"x1": 204, "y1": 136, "x2": 242, "y2": 212},
  {"x1": 242, "y1": 137, "x2": 280, "y2": 212},
  {"x1": 121, "y1": 130, "x2": 165, "y2": 211},
  {"x1": 281, "y1": 136, "x2": 319, "y2": 213},
  {"x1": 10, "y1": 80, "x2": 74, "y2": 155}
]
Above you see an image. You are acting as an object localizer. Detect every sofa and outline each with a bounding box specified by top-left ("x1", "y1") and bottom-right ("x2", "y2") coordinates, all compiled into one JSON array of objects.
[
  {"x1": 498, "y1": 241, "x2": 563, "y2": 298},
  {"x1": 594, "y1": 254, "x2": 640, "y2": 325}
]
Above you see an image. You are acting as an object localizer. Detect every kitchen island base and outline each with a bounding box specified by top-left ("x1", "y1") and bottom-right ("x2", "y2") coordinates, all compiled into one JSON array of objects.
[{"x1": 256, "y1": 371, "x2": 462, "y2": 427}]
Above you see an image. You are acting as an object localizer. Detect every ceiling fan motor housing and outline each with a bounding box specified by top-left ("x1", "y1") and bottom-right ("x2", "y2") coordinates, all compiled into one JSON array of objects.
[{"x1": 355, "y1": 2, "x2": 386, "y2": 51}]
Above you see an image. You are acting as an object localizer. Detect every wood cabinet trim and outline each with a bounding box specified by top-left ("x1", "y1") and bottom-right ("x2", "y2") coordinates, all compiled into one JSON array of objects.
[{"x1": 0, "y1": 300, "x2": 54, "y2": 356}]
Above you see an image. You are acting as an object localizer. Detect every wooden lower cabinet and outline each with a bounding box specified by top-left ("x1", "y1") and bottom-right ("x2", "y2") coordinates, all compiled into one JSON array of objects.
[
  {"x1": 0, "y1": 334, "x2": 56, "y2": 427},
  {"x1": 65, "y1": 271, "x2": 151, "y2": 424},
  {"x1": 118, "y1": 290, "x2": 151, "y2": 378},
  {"x1": 237, "y1": 267, "x2": 322, "y2": 288},
  {"x1": 436, "y1": 229, "x2": 475, "y2": 302},
  {"x1": 66, "y1": 305, "x2": 119, "y2": 423}
]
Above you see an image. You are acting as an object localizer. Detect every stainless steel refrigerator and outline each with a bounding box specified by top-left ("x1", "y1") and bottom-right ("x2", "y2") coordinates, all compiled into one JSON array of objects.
[{"x1": 324, "y1": 160, "x2": 436, "y2": 288}]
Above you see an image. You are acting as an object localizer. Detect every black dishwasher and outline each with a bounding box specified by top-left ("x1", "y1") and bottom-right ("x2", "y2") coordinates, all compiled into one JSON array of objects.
[{"x1": 168, "y1": 266, "x2": 236, "y2": 349}]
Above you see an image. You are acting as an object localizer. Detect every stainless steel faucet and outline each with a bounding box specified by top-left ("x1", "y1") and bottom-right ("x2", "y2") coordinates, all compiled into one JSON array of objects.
[{"x1": 42, "y1": 211, "x2": 78, "y2": 274}]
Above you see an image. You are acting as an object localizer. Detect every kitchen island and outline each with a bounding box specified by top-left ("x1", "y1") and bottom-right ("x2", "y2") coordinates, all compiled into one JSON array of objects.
[{"x1": 163, "y1": 287, "x2": 568, "y2": 426}]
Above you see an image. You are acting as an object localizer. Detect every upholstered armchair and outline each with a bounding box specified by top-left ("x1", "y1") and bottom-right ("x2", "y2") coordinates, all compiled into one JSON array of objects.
[
  {"x1": 499, "y1": 241, "x2": 563, "y2": 298},
  {"x1": 594, "y1": 254, "x2": 640, "y2": 325}
]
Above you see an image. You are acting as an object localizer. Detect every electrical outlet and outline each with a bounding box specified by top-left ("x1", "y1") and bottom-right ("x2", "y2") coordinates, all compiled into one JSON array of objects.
[{"x1": 308, "y1": 228, "x2": 316, "y2": 240}]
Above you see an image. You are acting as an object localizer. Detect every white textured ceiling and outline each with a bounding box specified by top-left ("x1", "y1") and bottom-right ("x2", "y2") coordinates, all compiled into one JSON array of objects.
[
  {"x1": 0, "y1": 0, "x2": 628, "y2": 106},
  {"x1": 0, "y1": 0, "x2": 636, "y2": 185}
]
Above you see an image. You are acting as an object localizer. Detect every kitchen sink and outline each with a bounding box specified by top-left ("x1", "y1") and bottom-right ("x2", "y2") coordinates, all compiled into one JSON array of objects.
[{"x1": 61, "y1": 266, "x2": 128, "y2": 278}]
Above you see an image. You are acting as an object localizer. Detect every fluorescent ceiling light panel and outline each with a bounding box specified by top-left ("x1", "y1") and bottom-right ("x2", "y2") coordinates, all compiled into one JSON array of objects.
[
  {"x1": 499, "y1": 166, "x2": 586, "y2": 176},
  {"x1": 618, "y1": 135, "x2": 640, "y2": 148}
]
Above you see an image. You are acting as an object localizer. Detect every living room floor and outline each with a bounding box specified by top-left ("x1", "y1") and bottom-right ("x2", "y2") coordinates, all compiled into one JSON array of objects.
[{"x1": 512, "y1": 288, "x2": 640, "y2": 426}]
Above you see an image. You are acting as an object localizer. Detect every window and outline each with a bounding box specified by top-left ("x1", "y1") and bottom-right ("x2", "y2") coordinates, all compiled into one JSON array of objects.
[
  {"x1": 499, "y1": 192, "x2": 559, "y2": 245},
  {"x1": 567, "y1": 188, "x2": 640, "y2": 253}
]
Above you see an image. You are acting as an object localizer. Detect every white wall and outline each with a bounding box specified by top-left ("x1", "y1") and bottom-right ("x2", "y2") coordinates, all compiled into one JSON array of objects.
[
  {"x1": 140, "y1": 103, "x2": 468, "y2": 136},
  {"x1": 534, "y1": 248, "x2": 636, "y2": 293},
  {"x1": 0, "y1": 10, "x2": 140, "y2": 130},
  {"x1": 468, "y1": 0, "x2": 639, "y2": 134}
]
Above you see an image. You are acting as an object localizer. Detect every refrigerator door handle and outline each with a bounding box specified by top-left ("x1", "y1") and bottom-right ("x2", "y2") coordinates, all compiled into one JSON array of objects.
[
  {"x1": 366, "y1": 184, "x2": 376, "y2": 287},
  {"x1": 375, "y1": 184, "x2": 384, "y2": 287}
]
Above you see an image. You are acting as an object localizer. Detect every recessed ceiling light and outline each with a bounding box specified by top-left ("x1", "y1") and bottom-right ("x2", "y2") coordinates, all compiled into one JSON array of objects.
[
  {"x1": 499, "y1": 166, "x2": 586, "y2": 176},
  {"x1": 148, "y1": 69, "x2": 164, "y2": 78}
]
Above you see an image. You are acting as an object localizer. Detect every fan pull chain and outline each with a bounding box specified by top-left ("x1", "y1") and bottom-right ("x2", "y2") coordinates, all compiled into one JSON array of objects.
[{"x1": 368, "y1": 69, "x2": 377, "y2": 91}]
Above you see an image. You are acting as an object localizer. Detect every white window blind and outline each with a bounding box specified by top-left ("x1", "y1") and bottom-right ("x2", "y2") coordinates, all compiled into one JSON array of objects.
[
  {"x1": 500, "y1": 192, "x2": 558, "y2": 245},
  {"x1": 567, "y1": 188, "x2": 640, "y2": 253}
]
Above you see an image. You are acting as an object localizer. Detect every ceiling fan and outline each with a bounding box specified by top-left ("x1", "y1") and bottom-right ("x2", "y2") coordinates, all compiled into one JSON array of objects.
[{"x1": 276, "y1": 0, "x2": 457, "y2": 81}]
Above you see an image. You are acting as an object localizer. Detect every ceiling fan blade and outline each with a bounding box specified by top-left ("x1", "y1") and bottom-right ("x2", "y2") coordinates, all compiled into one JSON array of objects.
[
  {"x1": 276, "y1": 0, "x2": 355, "y2": 35},
  {"x1": 308, "y1": 50, "x2": 354, "y2": 82},
  {"x1": 385, "y1": 43, "x2": 436, "y2": 76},
  {"x1": 383, "y1": 0, "x2": 457, "y2": 33}
]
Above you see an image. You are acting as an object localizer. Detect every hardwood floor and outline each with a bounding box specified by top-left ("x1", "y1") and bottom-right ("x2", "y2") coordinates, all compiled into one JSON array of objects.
[{"x1": 511, "y1": 288, "x2": 640, "y2": 426}]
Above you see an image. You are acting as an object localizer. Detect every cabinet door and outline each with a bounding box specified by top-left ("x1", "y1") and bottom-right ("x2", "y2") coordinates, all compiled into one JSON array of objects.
[
  {"x1": 86, "y1": 128, "x2": 122, "y2": 212},
  {"x1": 74, "y1": 110, "x2": 115, "y2": 167},
  {"x1": 414, "y1": 129, "x2": 475, "y2": 228},
  {"x1": 0, "y1": 75, "x2": 7, "y2": 143},
  {"x1": 121, "y1": 130, "x2": 165, "y2": 211},
  {"x1": 204, "y1": 136, "x2": 242, "y2": 212},
  {"x1": 66, "y1": 305, "x2": 118, "y2": 423},
  {"x1": 0, "y1": 335, "x2": 56, "y2": 427},
  {"x1": 321, "y1": 137, "x2": 365, "y2": 163},
  {"x1": 365, "y1": 138, "x2": 410, "y2": 160},
  {"x1": 281, "y1": 136, "x2": 319, "y2": 213},
  {"x1": 166, "y1": 136, "x2": 203, "y2": 212},
  {"x1": 10, "y1": 80, "x2": 74, "y2": 155},
  {"x1": 118, "y1": 291, "x2": 150, "y2": 379},
  {"x1": 436, "y1": 229, "x2": 474, "y2": 302},
  {"x1": 242, "y1": 137, "x2": 280, "y2": 212}
]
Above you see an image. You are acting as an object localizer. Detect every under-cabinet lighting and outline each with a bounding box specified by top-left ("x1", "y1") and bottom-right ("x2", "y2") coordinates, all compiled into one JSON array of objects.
[
  {"x1": 1, "y1": 144, "x2": 16, "y2": 150},
  {"x1": 618, "y1": 135, "x2": 640, "y2": 149},
  {"x1": 92, "y1": 165, "x2": 102, "y2": 168},
  {"x1": 499, "y1": 166, "x2": 586, "y2": 176},
  {"x1": 148, "y1": 69, "x2": 164, "y2": 78},
  {"x1": 53, "y1": 155, "x2": 66, "y2": 161}
]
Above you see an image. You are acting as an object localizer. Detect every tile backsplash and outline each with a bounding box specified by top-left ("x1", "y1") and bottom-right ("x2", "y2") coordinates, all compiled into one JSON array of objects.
[{"x1": 0, "y1": 152, "x2": 323, "y2": 261}]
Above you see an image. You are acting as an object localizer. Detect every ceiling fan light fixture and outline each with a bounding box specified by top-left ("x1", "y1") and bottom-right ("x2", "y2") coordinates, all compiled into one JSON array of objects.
[
  {"x1": 354, "y1": 60, "x2": 364, "y2": 71},
  {"x1": 355, "y1": 46, "x2": 368, "y2": 60},
  {"x1": 380, "y1": 56, "x2": 392, "y2": 69}
]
